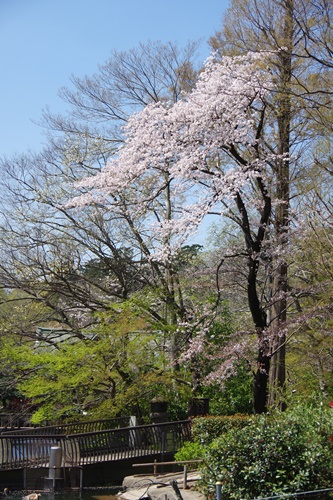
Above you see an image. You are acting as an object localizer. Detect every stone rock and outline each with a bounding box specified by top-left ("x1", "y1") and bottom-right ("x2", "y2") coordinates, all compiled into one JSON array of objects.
[{"x1": 119, "y1": 472, "x2": 204, "y2": 500}]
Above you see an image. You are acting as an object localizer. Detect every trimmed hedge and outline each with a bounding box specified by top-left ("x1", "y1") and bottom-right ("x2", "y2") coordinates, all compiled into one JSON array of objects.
[
  {"x1": 191, "y1": 414, "x2": 250, "y2": 445},
  {"x1": 175, "y1": 415, "x2": 250, "y2": 467}
]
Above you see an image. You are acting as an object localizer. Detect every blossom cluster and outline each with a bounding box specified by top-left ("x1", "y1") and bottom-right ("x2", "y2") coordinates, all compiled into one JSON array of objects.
[{"x1": 69, "y1": 51, "x2": 274, "y2": 262}]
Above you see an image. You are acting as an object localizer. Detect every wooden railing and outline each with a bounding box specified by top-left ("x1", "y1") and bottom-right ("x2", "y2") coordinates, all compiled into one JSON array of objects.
[{"x1": 0, "y1": 420, "x2": 191, "y2": 470}]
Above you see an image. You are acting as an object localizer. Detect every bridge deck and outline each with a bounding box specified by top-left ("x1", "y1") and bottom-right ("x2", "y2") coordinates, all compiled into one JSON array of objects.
[{"x1": 0, "y1": 420, "x2": 191, "y2": 471}]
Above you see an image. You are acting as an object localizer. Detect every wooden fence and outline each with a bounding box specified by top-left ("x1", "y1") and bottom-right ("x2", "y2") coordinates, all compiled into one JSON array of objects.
[{"x1": 0, "y1": 420, "x2": 191, "y2": 470}]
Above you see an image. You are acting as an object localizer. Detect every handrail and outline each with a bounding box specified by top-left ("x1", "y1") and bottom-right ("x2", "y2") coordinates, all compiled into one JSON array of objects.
[
  {"x1": 132, "y1": 460, "x2": 203, "y2": 489},
  {"x1": 1, "y1": 416, "x2": 131, "y2": 436},
  {"x1": 63, "y1": 420, "x2": 191, "y2": 466},
  {"x1": 66, "y1": 420, "x2": 191, "y2": 438},
  {"x1": 0, "y1": 420, "x2": 191, "y2": 471}
]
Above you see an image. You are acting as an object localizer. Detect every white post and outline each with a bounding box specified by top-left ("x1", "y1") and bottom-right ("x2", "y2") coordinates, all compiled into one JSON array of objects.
[{"x1": 48, "y1": 446, "x2": 62, "y2": 487}]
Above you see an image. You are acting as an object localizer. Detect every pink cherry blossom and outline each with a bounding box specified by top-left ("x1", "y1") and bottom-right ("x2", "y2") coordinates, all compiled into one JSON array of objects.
[{"x1": 68, "y1": 51, "x2": 276, "y2": 265}]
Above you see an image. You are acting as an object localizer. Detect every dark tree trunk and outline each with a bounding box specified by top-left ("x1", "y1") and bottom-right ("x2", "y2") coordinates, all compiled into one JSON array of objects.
[
  {"x1": 235, "y1": 152, "x2": 272, "y2": 413},
  {"x1": 248, "y1": 252, "x2": 270, "y2": 414},
  {"x1": 253, "y1": 349, "x2": 270, "y2": 414}
]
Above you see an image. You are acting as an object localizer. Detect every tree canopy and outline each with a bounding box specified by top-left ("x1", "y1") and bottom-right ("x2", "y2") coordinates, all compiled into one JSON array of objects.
[{"x1": 0, "y1": 1, "x2": 332, "y2": 421}]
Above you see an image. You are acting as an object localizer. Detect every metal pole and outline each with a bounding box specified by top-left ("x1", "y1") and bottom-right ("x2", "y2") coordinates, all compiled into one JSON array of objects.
[
  {"x1": 48, "y1": 446, "x2": 62, "y2": 488},
  {"x1": 216, "y1": 480, "x2": 222, "y2": 500},
  {"x1": 183, "y1": 465, "x2": 188, "y2": 489}
]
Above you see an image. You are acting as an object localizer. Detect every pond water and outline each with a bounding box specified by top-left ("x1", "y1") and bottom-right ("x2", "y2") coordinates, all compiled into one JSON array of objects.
[
  {"x1": 50, "y1": 490, "x2": 121, "y2": 500},
  {"x1": 8, "y1": 490, "x2": 122, "y2": 500},
  {"x1": 51, "y1": 490, "x2": 121, "y2": 500}
]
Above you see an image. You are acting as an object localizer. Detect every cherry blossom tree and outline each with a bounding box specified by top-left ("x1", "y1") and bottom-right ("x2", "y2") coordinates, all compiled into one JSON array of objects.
[{"x1": 69, "y1": 51, "x2": 280, "y2": 412}]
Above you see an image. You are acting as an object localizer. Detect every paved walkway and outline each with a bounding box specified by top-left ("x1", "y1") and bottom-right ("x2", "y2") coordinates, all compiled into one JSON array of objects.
[{"x1": 119, "y1": 472, "x2": 205, "y2": 500}]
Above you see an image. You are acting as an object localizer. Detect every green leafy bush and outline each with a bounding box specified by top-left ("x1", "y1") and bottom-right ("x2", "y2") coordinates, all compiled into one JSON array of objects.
[
  {"x1": 199, "y1": 404, "x2": 333, "y2": 499},
  {"x1": 191, "y1": 414, "x2": 250, "y2": 445},
  {"x1": 174, "y1": 441, "x2": 207, "y2": 470}
]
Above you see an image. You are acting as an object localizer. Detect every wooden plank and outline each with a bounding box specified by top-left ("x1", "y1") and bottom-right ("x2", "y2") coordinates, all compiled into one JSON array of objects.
[{"x1": 133, "y1": 460, "x2": 203, "y2": 467}]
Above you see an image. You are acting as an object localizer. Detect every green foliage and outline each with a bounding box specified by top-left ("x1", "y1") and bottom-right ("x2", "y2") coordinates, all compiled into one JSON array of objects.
[
  {"x1": 174, "y1": 441, "x2": 207, "y2": 469},
  {"x1": 181, "y1": 303, "x2": 239, "y2": 393},
  {"x1": 191, "y1": 414, "x2": 250, "y2": 445},
  {"x1": 174, "y1": 244, "x2": 203, "y2": 270},
  {"x1": 200, "y1": 362, "x2": 253, "y2": 415},
  {"x1": 0, "y1": 297, "x2": 193, "y2": 424},
  {"x1": 199, "y1": 404, "x2": 333, "y2": 499}
]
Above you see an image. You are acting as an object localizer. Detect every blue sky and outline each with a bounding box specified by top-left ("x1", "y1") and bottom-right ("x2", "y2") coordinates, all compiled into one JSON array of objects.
[{"x1": 0, "y1": 0, "x2": 229, "y2": 157}]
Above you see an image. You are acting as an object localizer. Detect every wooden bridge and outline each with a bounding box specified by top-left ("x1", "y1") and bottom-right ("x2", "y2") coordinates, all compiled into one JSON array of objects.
[{"x1": 0, "y1": 418, "x2": 192, "y2": 489}]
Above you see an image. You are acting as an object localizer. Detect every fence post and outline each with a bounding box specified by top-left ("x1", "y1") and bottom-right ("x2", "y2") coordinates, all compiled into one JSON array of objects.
[
  {"x1": 129, "y1": 416, "x2": 138, "y2": 448},
  {"x1": 183, "y1": 464, "x2": 188, "y2": 489}
]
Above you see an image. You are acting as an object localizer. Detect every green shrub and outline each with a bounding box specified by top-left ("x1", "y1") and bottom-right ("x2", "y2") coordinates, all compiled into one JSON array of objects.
[
  {"x1": 191, "y1": 414, "x2": 250, "y2": 445},
  {"x1": 199, "y1": 404, "x2": 333, "y2": 499},
  {"x1": 174, "y1": 441, "x2": 207, "y2": 470}
]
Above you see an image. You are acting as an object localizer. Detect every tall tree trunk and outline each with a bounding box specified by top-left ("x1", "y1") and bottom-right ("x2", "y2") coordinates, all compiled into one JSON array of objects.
[
  {"x1": 248, "y1": 254, "x2": 270, "y2": 414},
  {"x1": 236, "y1": 178, "x2": 271, "y2": 413},
  {"x1": 268, "y1": 0, "x2": 293, "y2": 408}
]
